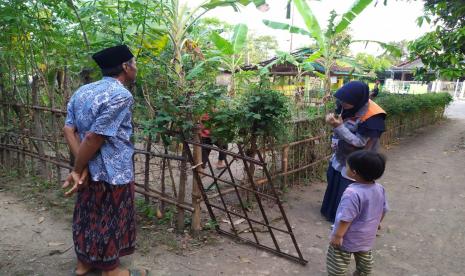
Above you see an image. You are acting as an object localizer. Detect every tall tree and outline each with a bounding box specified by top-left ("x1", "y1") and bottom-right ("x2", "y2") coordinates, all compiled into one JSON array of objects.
[
  {"x1": 409, "y1": 0, "x2": 465, "y2": 80},
  {"x1": 245, "y1": 34, "x2": 279, "y2": 64},
  {"x1": 355, "y1": 53, "x2": 392, "y2": 79}
]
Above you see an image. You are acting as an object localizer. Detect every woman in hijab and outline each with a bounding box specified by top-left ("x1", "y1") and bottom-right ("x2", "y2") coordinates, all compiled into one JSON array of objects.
[{"x1": 320, "y1": 81, "x2": 386, "y2": 222}]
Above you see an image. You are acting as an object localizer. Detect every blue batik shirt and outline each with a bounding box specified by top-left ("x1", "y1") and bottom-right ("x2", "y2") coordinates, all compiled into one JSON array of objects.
[{"x1": 65, "y1": 77, "x2": 134, "y2": 185}]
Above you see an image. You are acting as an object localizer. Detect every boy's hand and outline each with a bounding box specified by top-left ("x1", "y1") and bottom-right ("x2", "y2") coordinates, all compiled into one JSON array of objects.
[{"x1": 330, "y1": 234, "x2": 343, "y2": 248}]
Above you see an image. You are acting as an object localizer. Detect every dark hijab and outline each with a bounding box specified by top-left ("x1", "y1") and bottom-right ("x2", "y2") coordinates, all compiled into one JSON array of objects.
[{"x1": 334, "y1": 81, "x2": 370, "y2": 119}]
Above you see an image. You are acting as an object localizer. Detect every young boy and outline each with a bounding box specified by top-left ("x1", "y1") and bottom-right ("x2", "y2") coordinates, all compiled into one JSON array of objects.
[{"x1": 326, "y1": 150, "x2": 388, "y2": 276}]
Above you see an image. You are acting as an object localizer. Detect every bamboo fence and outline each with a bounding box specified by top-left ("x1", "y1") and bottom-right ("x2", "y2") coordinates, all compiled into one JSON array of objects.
[{"x1": 0, "y1": 73, "x2": 447, "y2": 224}]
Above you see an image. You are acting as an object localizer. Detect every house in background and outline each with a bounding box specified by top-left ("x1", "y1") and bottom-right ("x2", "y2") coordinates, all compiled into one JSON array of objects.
[
  {"x1": 245, "y1": 48, "x2": 366, "y2": 92},
  {"x1": 384, "y1": 58, "x2": 465, "y2": 99},
  {"x1": 386, "y1": 58, "x2": 428, "y2": 81},
  {"x1": 217, "y1": 48, "x2": 368, "y2": 96}
]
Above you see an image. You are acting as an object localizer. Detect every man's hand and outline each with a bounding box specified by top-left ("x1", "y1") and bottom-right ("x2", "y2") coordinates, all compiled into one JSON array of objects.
[
  {"x1": 330, "y1": 234, "x2": 343, "y2": 248},
  {"x1": 325, "y1": 113, "x2": 343, "y2": 128},
  {"x1": 62, "y1": 168, "x2": 89, "y2": 197}
]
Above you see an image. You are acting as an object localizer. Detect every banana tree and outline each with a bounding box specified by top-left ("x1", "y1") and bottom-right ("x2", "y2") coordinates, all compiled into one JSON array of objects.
[
  {"x1": 264, "y1": 0, "x2": 399, "y2": 96},
  {"x1": 210, "y1": 23, "x2": 248, "y2": 96},
  {"x1": 158, "y1": 0, "x2": 268, "y2": 96}
]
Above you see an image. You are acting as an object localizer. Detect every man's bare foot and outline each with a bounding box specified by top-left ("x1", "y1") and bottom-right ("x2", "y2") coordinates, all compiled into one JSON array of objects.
[
  {"x1": 215, "y1": 161, "x2": 226, "y2": 169},
  {"x1": 75, "y1": 260, "x2": 93, "y2": 276},
  {"x1": 102, "y1": 267, "x2": 149, "y2": 276}
]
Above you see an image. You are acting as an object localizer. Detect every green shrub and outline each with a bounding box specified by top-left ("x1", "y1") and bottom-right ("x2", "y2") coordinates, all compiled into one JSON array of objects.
[
  {"x1": 207, "y1": 85, "x2": 291, "y2": 144},
  {"x1": 375, "y1": 92, "x2": 453, "y2": 116}
]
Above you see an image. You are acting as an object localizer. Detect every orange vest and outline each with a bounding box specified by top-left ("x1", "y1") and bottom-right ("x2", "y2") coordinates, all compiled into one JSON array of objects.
[{"x1": 360, "y1": 100, "x2": 386, "y2": 122}]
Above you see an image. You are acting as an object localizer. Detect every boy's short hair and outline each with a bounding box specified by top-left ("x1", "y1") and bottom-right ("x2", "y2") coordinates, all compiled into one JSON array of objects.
[{"x1": 347, "y1": 150, "x2": 386, "y2": 181}]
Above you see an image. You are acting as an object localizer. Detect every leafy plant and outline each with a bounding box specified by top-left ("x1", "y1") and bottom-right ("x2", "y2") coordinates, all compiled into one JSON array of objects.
[
  {"x1": 158, "y1": 207, "x2": 176, "y2": 225},
  {"x1": 203, "y1": 219, "x2": 218, "y2": 230},
  {"x1": 206, "y1": 84, "x2": 291, "y2": 146},
  {"x1": 135, "y1": 198, "x2": 156, "y2": 220},
  {"x1": 409, "y1": 0, "x2": 465, "y2": 80},
  {"x1": 209, "y1": 23, "x2": 249, "y2": 96}
]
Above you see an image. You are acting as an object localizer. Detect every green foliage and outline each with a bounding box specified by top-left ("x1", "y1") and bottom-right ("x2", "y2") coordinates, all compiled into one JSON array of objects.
[
  {"x1": 307, "y1": 101, "x2": 336, "y2": 119},
  {"x1": 409, "y1": 0, "x2": 465, "y2": 79},
  {"x1": 211, "y1": 32, "x2": 234, "y2": 55},
  {"x1": 238, "y1": 86, "x2": 290, "y2": 140},
  {"x1": 142, "y1": 85, "x2": 228, "y2": 144},
  {"x1": 244, "y1": 33, "x2": 278, "y2": 64},
  {"x1": 306, "y1": 93, "x2": 451, "y2": 120},
  {"x1": 293, "y1": 0, "x2": 327, "y2": 56},
  {"x1": 262, "y1": 20, "x2": 311, "y2": 36},
  {"x1": 158, "y1": 207, "x2": 176, "y2": 225},
  {"x1": 203, "y1": 219, "x2": 218, "y2": 230},
  {"x1": 355, "y1": 53, "x2": 393, "y2": 78},
  {"x1": 209, "y1": 23, "x2": 249, "y2": 95},
  {"x1": 207, "y1": 85, "x2": 291, "y2": 144},
  {"x1": 333, "y1": 0, "x2": 373, "y2": 35},
  {"x1": 375, "y1": 93, "x2": 453, "y2": 116},
  {"x1": 135, "y1": 198, "x2": 156, "y2": 220},
  {"x1": 231, "y1": 24, "x2": 248, "y2": 54}
]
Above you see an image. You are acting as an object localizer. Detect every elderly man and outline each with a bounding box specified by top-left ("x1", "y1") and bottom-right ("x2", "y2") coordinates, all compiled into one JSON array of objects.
[{"x1": 63, "y1": 45, "x2": 148, "y2": 276}]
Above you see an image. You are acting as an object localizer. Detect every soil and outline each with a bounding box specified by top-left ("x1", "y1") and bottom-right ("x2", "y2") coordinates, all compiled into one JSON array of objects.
[{"x1": 1, "y1": 100, "x2": 465, "y2": 276}]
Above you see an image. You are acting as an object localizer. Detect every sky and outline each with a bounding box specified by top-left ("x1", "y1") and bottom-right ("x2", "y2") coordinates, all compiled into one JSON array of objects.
[{"x1": 189, "y1": 0, "x2": 433, "y2": 56}]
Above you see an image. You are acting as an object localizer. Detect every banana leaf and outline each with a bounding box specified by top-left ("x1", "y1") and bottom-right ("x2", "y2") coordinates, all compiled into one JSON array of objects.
[
  {"x1": 334, "y1": 0, "x2": 373, "y2": 34},
  {"x1": 293, "y1": 0, "x2": 327, "y2": 56}
]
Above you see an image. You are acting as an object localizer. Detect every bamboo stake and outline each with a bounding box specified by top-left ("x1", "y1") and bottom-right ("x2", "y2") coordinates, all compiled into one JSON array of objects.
[
  {"x1": 134, "y1": 185, "x2": 194, "y2": 212},
  {"x1": 282, "y1": 145, "x2": 289, "y2": 188},
  {"x1": 143, "y1": 135, "x2": 152, "y2": 204},
  {"x1": 160, "y1": 152, "x2": 166, "y2": 213},
  {"x1": 0, "y1": 70, "x2": 5, "y2": 167},
  {"x1": 31, "y1": 76, "x2": 47, "y2": 177},
  {"x1": 176, "y1": 147, "x2": 187, "y2": 233},
  {"x1": 256, "y1": 155, "x2": 332, "y2": 186},
  {"x1": 167, "y1": 158, "x2": 178, "y2": 198},
  {"x1": 191, "y1": 134, "x2": 202, "y2": 236}
]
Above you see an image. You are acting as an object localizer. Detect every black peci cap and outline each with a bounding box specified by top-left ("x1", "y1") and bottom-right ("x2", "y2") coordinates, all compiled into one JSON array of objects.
[{"x1": 92, "y1": 45, "x2": 134, "y2": 69}]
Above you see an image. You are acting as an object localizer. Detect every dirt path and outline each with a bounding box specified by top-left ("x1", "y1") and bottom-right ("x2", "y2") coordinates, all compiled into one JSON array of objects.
[{"x1": 1, "y1": 101, "x2": 465, "y2": 276}]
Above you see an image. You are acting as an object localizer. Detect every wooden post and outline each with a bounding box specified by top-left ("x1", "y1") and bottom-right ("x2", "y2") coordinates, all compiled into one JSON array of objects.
[
  {"x1": 191, "y1": 134, "x2": 202, "y2": 236},
  {"x1": 176, "y1": 145, "x2": 187, "y2": 233},
  {"x1": 282, "y1": 145, "x2": 289, "y2": 188},
  {"x1": 160, "y1": 156, "x2": 166, "y2": 213},
  {"x1": 143, "y1": 135, "x2": 152, "y2": 204},
  {"x1": 0, "y1": 70, "x2": 5, "y2": 167},
  {"x1": 52, "y1": 72, "x2": 61, "y2": 185},
  {"x1": 31, "y1": 76, "x2": 47, "y2": 177}
]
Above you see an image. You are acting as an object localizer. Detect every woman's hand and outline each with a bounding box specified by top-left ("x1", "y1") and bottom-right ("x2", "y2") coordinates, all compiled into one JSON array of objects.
[{"x1": 325, "y1": 113, "x2": 343, "y2": 128}]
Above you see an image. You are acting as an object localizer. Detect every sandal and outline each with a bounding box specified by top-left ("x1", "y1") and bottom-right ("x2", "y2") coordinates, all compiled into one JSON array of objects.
[
  {"x1": 128, "y1": 268, "x2": 150, "y2": 276},
  {"x1": 73, "y1": 267, "x2": 96, "y2": 276}
]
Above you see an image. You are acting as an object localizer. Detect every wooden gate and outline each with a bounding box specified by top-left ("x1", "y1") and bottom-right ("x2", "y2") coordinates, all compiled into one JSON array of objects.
[{"x1": 183, "y1": 140, "x2": 308, "y2": 265}]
